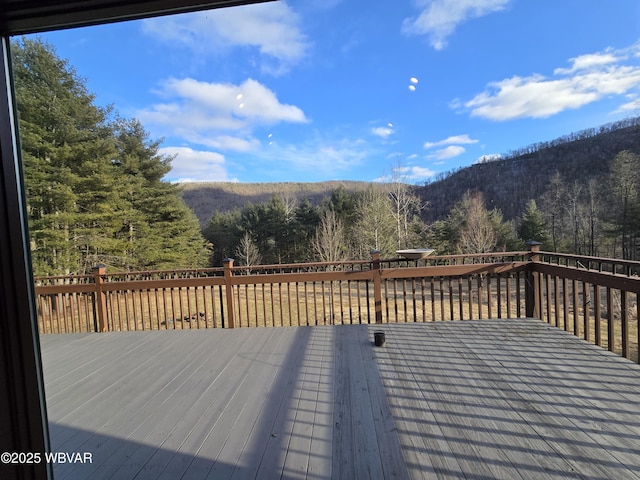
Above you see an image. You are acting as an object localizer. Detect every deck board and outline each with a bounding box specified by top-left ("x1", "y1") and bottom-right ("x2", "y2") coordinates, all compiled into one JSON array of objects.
[{"x1": 40, "y1": 319, "x2": 640, "y2": 479}]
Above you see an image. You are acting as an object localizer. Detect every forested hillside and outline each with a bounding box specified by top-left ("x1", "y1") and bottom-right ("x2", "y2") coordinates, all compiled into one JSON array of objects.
[
  {"x1": 180, "y1": 180, "x2": 374, "y2": 226},
  {"x1": 419, "y1": 117, "x2": 640, "y2": 222},
  {"x1": 14, "y1": 38, "x2": 210, "y2": 276}
]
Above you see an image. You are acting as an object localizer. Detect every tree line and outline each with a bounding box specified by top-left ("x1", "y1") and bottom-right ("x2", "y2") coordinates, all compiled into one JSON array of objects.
[
  {"x1": 203, "y1": 182, "x2": 428, "y2": 266},
  {"x1": 203, "y1": 184, "x2": 522, "y2": 266},
  {"x1": 204, "y1": 148, "x2": 640, "y2": 265}
]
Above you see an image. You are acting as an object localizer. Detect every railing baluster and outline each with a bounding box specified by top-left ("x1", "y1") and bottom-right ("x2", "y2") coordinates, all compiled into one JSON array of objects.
[
  {"x1": 439, "y1": 277, "x2": 445, "y2": 321},
  {"x1": 207, "y1": 286, "x2": 215, "y2": 328},
  {"x1": 430, "y1": 277, "x2": 436, "y2": 322},
  {"x1": 477, "y1": 275, "x2": 483, "y2": 320},
  {"x1": 594, "y1": 284, "x2": 602, "y2": 347},
  {"x1": 287, "y1": 282, "x2": 293, "y2": 327},
  {"x1": 458, "y1": 277, "x2": 464, "y2": 321},
  {"x1": 636, "y1": 292, "x2": 640, "y2": 363},
  {"x1": 582, "y1": 281, "x2": 589, "y2": 342},
  {"x1": 515, "y1": 272, "x2": 521, "y2": 318},
  {"x1": 487, "y1": 275, "x2": 492, "y2": 320},
  {"x1": 553, "y1": 275, "x2": 560, "y2": 328},
  {"x1": 496, "y1": 275, "x2": 502, "y2": 319},
  {"x1": 562, "y1": 277, "x2": 569, "y2": 332},
  {"x1": 153, "y1": 289, "x2": 160, "y2": 330},
  {"x1": 621, "y1": 290, "x2": 628, "y2": 359},
  {"x1": 545, "y1": 274, "x2": 551, "y2": 325},
  {"x1": 448, "y1": 277, "x2": 454, "y2": 321},
  {"x1": 170, "y1": 288, "x2": 178, "y2": 330},
  {"x1": 421, "y1": 278, "x2": 427, "y2": 322},
  {"x1": 137, "y1": 289, "x2": 144, "y2": 330},
  {"x1": 572, "y1": 279, "x2": 579, "y2": 337},
  {"x1": 312, "y1": 282, "x2": 318, "y2": 326},
  {"x1": 158, "y1": 288, "x2": 165, "y2": 329},
  {"x1": 253, "y1": 283, "x2": 260, "y2": 327},
  {"x1": 180, "y1": 287, "x2": 188, "y2": 329},
  {"x1": 607, "y1": 287, "x2": 614, "y2": 352}
]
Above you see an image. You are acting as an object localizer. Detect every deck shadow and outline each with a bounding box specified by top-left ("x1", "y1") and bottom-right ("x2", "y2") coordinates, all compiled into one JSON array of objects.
[
  {"x1": 43, "y1": 325, "x2": 410, "y2": 479},
  {"x1": 369, "y1": 319, "x2": 640, "y2": 479}
]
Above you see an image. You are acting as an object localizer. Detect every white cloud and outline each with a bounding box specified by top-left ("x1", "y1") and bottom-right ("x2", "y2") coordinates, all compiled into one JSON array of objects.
[
  {"x1": 402, "y1": 0, "x2": 511, "y2": 50},
  {"x1": 423, "y1": 134, "x2": 478, "y2": 148},
  {"x1": 372, "y1": 126, "x2": 394, "y2": 139},
  {"x1": 614, "y1": 96, "x2": 640, "y2": 114},
  {"x1": 161, "y1": 146, "x2": 235, "y2": 182},
  {"x1": 141, "y1": 1, "x2": 309, "y2": 74},
  {"x1": 460, "y1": 44, "x2": 640, "y2": 121},
  {"x1": 409, "y1": 166, "x2": 437, "y2": 179},
  {"x1": 138, "y1": 77, "x2": 307, "y2": 150},
  {"x1": 258, "y1": 137, "x2": 369, "y2": 175},
  {"x1": 188, "y1": 134, "x2": 260, "y2": 152},
  {"x1": 430, "y1": 145, "x2": 466, "y2": 159},
  {"x1": 375, "y1": 165, "x2": 437, "y2": 183},
  {"x1": 475, "y1": 153, "x2": 502, "y2": 163},
  {"x1": 422, "y1": 134, "x2": 476, "y2": 161},
  {"x1": 554, "y1": 51, "x2": 619, "y2": 75}
]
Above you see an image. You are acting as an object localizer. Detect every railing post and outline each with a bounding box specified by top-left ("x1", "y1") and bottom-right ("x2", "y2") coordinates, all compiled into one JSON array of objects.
[
  {"x1": 92, "y1": 265, "x2": 108, "y2": 332},
  {"x1": 371, "y1": 250, "x2": 383, "y2": 324},
  {"x1": 525, "y1": 241, "x2": 541, "y2": 319},
  {"x1": 223, "y1": 258, "x2": 236, "y2": 328}
]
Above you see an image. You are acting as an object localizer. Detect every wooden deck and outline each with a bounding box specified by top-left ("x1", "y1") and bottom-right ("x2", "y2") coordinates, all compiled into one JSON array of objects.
[{"x1": 40, "y1": 319, "x2": 640, "y2": 479}]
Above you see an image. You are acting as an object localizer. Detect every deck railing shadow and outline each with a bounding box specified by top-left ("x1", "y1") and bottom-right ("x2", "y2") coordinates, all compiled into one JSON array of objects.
[
  {"x1": 42, "y1": 324, "x2": 408, "y2": 479},
  {"x1": 369, "y1": 321, "x2": 640, "y2": 479},
  {"x1": 34, "y1": 244, "x2": 640, "y2": 362}
]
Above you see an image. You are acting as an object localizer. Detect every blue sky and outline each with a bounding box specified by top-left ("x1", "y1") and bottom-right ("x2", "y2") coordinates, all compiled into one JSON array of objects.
[{"x1": 32, "y1": 0, "x2": 640, "y2": 183}]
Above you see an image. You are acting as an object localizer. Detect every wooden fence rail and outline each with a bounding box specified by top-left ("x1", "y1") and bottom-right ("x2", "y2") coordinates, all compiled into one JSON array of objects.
[
  {"x1": 530, "y1": 254, "x2": 640, "y2": 362},
  {"x1": 33, "y1": 246, "x2": 640, "y2": 362}
]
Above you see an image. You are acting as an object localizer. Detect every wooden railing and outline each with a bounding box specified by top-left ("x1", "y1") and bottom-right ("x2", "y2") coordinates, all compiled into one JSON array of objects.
[
  {"x1": 34, "y1": 251, "x2": 531, "y2": 330},
  {"x1": 33, "y1": 246, "x2": 640, "y2": 362},
  {"x1": 529, "y1": 250, "x2": 640, "y2": 362}
]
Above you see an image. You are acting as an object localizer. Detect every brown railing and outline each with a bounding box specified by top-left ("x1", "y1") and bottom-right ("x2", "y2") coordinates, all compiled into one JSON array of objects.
[
  {"x1": 530, "y1": 250, "x2": 640, "y2": 362},
  {"x1": 33, "y1": 246, "x2": 640, "y2": 362},
  {"x1": 34, "y1": 251, "x2": 531, "y2": 330}
]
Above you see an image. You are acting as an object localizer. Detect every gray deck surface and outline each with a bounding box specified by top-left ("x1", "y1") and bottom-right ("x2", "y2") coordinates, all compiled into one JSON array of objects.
[{"x1": 40, "y1": 319, "x2": 640, "y2": 479}]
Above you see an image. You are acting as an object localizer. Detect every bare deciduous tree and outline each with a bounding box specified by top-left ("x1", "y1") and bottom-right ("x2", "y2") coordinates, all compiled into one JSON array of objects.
[
  {"x1": 235, "y1": 231, "x2": 261, "y2": 268},
  {"x1": 610, "y1": 150, "x2": 640, "y2": 259},
  {"x1": 387, "y1": 161, "x2": 427, "y2": 249},
  {"x1": 353, "y1": 185, "x2": 396, "y2": 258},
  {"x1": 312, "y1": 209, "x2": 348, "y2": 264},
  {"x1": 457, "y1": 192, "x2": 496, "y2": 254}
]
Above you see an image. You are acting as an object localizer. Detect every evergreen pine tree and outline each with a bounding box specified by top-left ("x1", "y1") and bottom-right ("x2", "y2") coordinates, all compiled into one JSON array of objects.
[
  {"x1": 518, "y1": 199, "x2": 550, "y2": 248},
  {"x1": 13, "y1": 37, "x2": 210, "y2": 274}
]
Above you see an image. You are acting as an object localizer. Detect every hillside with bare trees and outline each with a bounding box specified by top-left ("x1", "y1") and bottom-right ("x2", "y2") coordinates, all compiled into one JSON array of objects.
[
  {"x1": 180, "y1": 180, "x2": 375, "y2": 226},
  {"x1": 418, "y1": 117, "x2": 640, "y2": 222}
]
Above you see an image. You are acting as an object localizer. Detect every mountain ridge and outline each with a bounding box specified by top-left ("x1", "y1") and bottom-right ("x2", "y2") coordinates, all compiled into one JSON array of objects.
[{"x1": 180, "y1": 117, "x2": 640, "y2": 226}]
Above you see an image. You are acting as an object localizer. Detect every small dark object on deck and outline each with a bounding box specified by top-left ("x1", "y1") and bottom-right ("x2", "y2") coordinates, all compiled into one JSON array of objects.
[{"x1": 374, "y1": 331, "x2": 385, "y2": 347}]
